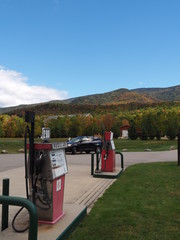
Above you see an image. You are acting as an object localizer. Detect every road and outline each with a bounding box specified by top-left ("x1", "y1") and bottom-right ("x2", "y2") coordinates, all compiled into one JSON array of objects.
[
  {"x1": 0, "y1": 150, "x2": 177, "y2": 173},
  {"x1": 0, "y1": 154, "x2": 24, "y2": 172}
]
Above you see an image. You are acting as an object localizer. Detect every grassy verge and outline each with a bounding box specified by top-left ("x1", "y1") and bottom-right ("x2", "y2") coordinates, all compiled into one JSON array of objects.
[
  {"x1": 0, "y1": 138, "x2": 24, "y2": 153},
  {"x1": 0, "y1": 138, "x2": 177, "y2": 153},
  {"x1": 114, "y1": 138, "x2": 177, "y2": 152},
  {"x1": 0, "y1": 138, "x2": 67, "y2": 154},
  {"x1": 68, "y1": 162, "x2": 180, "y2": 240}
]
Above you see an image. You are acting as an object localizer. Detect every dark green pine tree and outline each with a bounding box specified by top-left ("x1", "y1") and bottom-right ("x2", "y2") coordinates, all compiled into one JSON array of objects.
[{"x1": 128, "y1": 120, "x2": 138, "y2": 140}]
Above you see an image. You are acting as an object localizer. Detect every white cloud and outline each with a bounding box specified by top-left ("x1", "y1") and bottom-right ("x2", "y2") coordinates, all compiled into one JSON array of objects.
[{"x1": 0, "y1": 66, "x2": 68, "y2": 107}]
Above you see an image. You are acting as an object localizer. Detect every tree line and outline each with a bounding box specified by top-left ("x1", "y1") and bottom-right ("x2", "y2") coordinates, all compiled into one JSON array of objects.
[{"x1": 0, "y1": 106, "x2": 179, "y2": 140}]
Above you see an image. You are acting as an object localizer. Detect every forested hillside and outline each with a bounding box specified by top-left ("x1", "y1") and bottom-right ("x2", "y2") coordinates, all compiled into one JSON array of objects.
[
  {"x1": 0, "y1": 85, "x2": 179, "y2": 115},
  {"x1": 1, "y1": 101, "x2": 179, "y2": 117},
  {"x1": 133, "y1": 85, "x2": 180, "y2": 101},
  {"x1": 60, "y1": 85, "x2": 180, "y2": 104},
  {"x1": 67, "y1": 89, "x2": 157, "y2": 105}
]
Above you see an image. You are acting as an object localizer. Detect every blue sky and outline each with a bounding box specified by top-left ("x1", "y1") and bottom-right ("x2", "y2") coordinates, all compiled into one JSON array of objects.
[{"x1": 0, "y1": 0, "x2": 180, "y2": 107}]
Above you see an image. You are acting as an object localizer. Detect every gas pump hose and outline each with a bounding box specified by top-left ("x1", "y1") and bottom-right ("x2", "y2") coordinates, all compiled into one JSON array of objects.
[
  {"x1": 12, "y1": 126, "x2": 30, "y2": 233},
  {"x1": 36, "y1": 178, "x2": 51, "y2": 210}
]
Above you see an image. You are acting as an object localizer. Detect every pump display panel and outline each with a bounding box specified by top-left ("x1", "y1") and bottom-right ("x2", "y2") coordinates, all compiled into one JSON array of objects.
[{"x1": 50, "y1": 149, "x2": 68, "y2": 178}]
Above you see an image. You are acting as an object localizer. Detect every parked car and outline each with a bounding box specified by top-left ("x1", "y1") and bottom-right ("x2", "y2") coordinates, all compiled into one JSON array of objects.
[{"x1": 65, "y1": 136, "x2": 102, "y2": 154}]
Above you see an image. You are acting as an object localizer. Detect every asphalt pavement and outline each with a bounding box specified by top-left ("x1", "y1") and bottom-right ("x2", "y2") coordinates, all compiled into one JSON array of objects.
[{"x1": 0, "y1": 150, "x2": 177, "y2": 172}]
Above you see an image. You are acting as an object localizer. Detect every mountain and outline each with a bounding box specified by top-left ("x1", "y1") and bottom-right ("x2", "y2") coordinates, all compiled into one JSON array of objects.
[
  {"x1": 50, "y1": 85, "x2": 180, "y2": 105},
  {"x1": 53, "y1": 85, "x2": 180, "y2": 105},
  {"x1": 0, "y1": 85, "x2": 179, "y2": 115},
  {"x1": 64, "y1": 88, "x2": 158, "y2": 105},
  {"x1": 132, "y1": 85, "x2": 180, "y2": 102}
]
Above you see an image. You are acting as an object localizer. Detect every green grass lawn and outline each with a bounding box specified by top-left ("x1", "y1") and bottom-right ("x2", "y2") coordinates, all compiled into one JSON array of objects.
[
  {"x1": 114, "y1": 138, "x2": 177, "y2": 152},
  {"x1": 0, "y1": 138, "x2": 68, "y2": 153},
  {"x1": 0, "y1": 138, "x2": 24, "y2": 153},
  {"x1": 68, "y1": 162, "x2": 180, "y2": 240},
  {"x1": 0, "y1": 138, "x2": 177, "y2": 153}
]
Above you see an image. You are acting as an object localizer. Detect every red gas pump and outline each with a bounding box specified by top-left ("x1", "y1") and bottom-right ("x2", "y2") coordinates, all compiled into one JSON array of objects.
[
  {"x1": 27, "y1": 141, "x2": 68, "y2": 224},
  {"x1": 101, "y1": 131, "x2": 115, "y2": 172},
  {"x1": 25, "y1": 112, "x2": 68, "y2": 225}
]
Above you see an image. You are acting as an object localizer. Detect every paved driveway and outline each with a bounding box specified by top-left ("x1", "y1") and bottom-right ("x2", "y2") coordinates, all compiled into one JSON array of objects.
[
  {"x1": 0, "y1": 150, "x2": 177, "y2": 173},
  {"x1": 120, "y1": 150, "x2": 177, "y2": 168}
]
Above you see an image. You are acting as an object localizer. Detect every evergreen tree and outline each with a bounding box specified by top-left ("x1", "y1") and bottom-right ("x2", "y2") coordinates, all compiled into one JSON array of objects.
[{"x1": 128, "y1": 120, "x2": 138, "y2": 140}]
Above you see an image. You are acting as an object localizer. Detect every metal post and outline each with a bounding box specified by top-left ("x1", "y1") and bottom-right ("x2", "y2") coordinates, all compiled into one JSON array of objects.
[
  {"x1": 1, "y1": 178, "x2": 9, "y2": 231},
  {"x1": 91, "y1": 153, "x2": 94, "y2": 175},
  {"x1": 30, "y1": 120, "x2": 35, "y2": 204},
  {"x1": 25, "y1": 111, "x2": 35, "y2": 204},
  {"x1": 119, "y1": 152, "x2": 124, "y2": 170},
  {"x1": 116, "y1": 151, "x2": 124, "y2": 171},
  {"x1": 178, "y1": 132, "x2": 180, "y2": 166},
  {"x1": 96, "y1": 153, "x2": 99, "y2": 172}
]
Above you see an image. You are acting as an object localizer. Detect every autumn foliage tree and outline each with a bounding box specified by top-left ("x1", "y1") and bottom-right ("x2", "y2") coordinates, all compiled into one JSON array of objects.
[{"x1": 0, "y1": 104, "x2": 179, "y2": 139}]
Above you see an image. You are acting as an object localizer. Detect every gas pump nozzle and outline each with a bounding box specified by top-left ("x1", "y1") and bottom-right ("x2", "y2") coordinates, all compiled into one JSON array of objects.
[{"x1": 104, "y1": 142, "x2": 110, "y2": 161}]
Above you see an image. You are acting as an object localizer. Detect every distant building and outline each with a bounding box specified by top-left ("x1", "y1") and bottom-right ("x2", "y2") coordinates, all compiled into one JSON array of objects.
[
  {"x1": 44, "y1": 113, "x2": 93, "y2": 124},
  {"x1": 43, "y1": 115, "x2": 58, "y2": 124},
  {"x1": 59, "y1": 113, "x2": 93, "y2": 118},
  {"x1": 120, "y1": 119, "x2": 130, "y2": 138}
]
